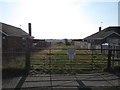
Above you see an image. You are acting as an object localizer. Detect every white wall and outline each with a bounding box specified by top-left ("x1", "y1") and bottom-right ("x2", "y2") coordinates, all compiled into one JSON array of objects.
[
  {"x1": 0, "y1": 22, "x2": 2, "y2": 48},
  {"x1": 46, "y1": 39, "x2": 65, "y2": 45},
  {"x1": 0, "y1": 22, "x2": 2, "y2": 90},
  {"x1": 74, "y1": 41, "x2": 91, "y2": 49}
]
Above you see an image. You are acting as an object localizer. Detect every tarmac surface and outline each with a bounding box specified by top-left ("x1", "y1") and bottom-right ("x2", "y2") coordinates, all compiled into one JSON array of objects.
[{"x1": 2, "y1": 73, "x2": 120, "y2": 90}]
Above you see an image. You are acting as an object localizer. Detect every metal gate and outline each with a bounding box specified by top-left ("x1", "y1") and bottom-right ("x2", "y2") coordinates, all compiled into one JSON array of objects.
[
  {"x1": 29, "y1": 42, "x2": 120, "y2": 76},
  {"x1": 3, "y1": 40, "x2": 119, "y2": 90}
]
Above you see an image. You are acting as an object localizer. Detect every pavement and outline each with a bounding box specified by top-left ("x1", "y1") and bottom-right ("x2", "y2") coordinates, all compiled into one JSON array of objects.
[
  {"x1": 2, "y1": 76, "x2": 22, "y2": 89},
  {"x1": 2, "y1": 73, "x2": 120, "y2": 90}
]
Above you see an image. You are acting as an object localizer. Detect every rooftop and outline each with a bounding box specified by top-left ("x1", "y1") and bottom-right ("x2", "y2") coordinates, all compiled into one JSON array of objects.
[
  {"x1": 1, "y1": 22, "x2": 29, "y2": 37},
  {"x1": 84, "y1": 26, "x2": 120, "y2": 40}
]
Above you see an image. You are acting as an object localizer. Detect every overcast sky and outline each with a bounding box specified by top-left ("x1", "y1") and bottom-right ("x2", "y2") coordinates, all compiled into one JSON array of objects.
[{"x1": 0, "y1": 0, "x2": 119, "y2": 39}]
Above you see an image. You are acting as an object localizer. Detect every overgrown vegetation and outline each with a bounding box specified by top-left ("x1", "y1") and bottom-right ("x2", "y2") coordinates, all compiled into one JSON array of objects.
[{"x1": 30, "y1": 44, "x2": 110, "y2": 75}]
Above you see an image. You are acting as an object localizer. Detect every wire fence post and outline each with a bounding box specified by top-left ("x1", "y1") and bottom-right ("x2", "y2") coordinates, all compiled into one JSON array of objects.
[
  {"x1": 107, "y1": 49, "x2": 112, "y2": 71},
  {"x1": 49, "y1": 42, "x2": 53, "y2": 90},
  {"x1": 91, "y1": 49, "x2": 94, "y2": 70}
]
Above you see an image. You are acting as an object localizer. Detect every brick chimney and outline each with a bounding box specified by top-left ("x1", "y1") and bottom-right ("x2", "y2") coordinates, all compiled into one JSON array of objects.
[
  {"x1": 99, "y1": 27, "x2": 101, "y2": 32},
  {"x1": 28, "y1": 23, "x2": 32, "y2": 36}
]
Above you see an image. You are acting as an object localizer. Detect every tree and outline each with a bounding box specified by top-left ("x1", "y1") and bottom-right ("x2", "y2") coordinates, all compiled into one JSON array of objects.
[{"x1": 64, "y1": 38, "x2": 71, "y2": 46}]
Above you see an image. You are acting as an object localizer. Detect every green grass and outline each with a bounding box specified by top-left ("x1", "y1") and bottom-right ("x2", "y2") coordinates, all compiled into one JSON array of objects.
[{"x1": 30, "y1": 44, "x2": 108, "y2": 75}]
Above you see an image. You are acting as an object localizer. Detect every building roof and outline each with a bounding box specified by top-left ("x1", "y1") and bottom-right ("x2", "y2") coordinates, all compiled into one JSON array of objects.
[
  {"x1": 1, "y1": 22, "x2": 30, "y2": 37},
  {"x1": 72, "y1": 39, "x2": 87, "y2": 42},
  {"x1": 84, "y1": 26, "x2": 120, "y2": 40}
]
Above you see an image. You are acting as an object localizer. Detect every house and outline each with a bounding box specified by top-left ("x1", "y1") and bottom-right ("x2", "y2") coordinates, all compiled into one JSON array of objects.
[
  {"x1": 0, "y1": 22, "x2": 33, "y2": 67},
  {"x1": 1, "y1": 22, "x2": 33, "y2": 51},
  {"x1": 84, "y1": 26, "x2": 120, "y2": 57},
  {"x1": 72, "y1": 39, "x2": 91, "y2": 49},
  {"x1": 84, "y1": 26, "x2": 120, "y2": 48},
  {"x1": 33, "y1": 39, "x2": 50, "y2": 50}
]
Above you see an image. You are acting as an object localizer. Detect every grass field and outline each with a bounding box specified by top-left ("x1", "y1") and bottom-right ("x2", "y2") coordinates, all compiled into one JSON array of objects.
[{"x1": 30, "y1": 44, "x2": 108, "y2": 75}]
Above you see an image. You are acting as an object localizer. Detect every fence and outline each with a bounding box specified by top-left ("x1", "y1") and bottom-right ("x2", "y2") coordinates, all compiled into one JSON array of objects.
[
  {"x1": 30, "y1": 44, "x2": 120, "y2": 75},
  {"x1": 2, "y1": 50, "x2": 26, "y2": 79},
  {"x1": 2, "y1": 44, "x2": 120, "y2": 78},
  {"x1": 2, "y1": 42, "x2": 120, "y2": 89}
]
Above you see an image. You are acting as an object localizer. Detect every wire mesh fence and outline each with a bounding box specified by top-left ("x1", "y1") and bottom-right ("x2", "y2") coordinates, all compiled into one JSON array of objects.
[{"x1": 2, "y1": 51, "x2": 26, "y2": 79}]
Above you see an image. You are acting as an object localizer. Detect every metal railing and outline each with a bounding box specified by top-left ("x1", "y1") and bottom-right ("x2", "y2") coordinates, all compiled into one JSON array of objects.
[{"x1": 30, "y1": 45, "x2": 120, "y2": 75}]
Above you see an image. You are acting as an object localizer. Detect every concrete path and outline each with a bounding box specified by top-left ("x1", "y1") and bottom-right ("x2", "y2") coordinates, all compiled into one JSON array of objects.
[
  {"x1": 2, "y1": 73, "x2": 120, "y2": 90},
  {"x1": 2, "y1": 77, "x2": 22, "y2": 89}
]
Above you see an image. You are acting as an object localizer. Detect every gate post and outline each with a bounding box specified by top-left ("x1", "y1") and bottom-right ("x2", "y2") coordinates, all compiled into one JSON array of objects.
[
  {"x1": 25, "y1": 38, "x2": 31, "y2": 75},
  {"x1": 25, "y1": 23, "x2": 32, "y2": 75},
  {"x1": 107, "y1": 49, "x2": 112, "y2": 71}
]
